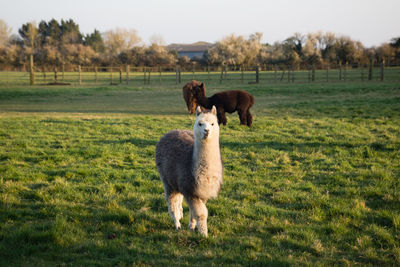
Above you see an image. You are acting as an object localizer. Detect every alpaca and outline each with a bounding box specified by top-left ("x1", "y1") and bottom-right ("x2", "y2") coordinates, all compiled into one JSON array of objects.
[
  {"x1": 155, "y1": 106, "x2": 223, "y2": 237},
  {"x1": 192, "y1": 83, "x2": 255, "y2": 127},
  {"x1": 182, "y1": 80, "x2": 203, "y2": 114}
]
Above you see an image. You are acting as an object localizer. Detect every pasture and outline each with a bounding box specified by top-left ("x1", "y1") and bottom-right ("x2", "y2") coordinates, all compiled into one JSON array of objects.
[{"x1": 0, "y1": 81, "x2": 399, "y2": 265}]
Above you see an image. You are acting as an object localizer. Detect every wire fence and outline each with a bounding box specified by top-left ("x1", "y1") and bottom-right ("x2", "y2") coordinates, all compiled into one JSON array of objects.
[{"x1": 1, "y1": 64, "x2": 400, "y2": 86}]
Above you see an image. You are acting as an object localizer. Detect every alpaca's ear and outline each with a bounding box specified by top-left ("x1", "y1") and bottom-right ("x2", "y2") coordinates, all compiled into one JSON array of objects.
[
  {"x1": 200, "y1": 83, "x2": 204, "y2": 89},
  {"x1": 196, "y1": 106, "x2": 202, "y2": 116},
  {"x1": 211, "y1": 106, "x2": 217, "y2": 115}
]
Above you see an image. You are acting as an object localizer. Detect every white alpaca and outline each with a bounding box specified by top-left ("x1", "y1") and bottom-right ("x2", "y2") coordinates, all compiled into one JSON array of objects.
[{"x1": 155, "y1": 106, "x2": 223, "y2": 237}]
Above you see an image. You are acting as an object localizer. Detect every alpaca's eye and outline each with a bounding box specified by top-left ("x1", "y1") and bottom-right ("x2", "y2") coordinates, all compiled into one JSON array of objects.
[
  {"x1": 211, "y1": 123, "x2": 214, "y2": 126},
  {"x1": 198, "y1": 122, "x2": 202, "y2": 126}
]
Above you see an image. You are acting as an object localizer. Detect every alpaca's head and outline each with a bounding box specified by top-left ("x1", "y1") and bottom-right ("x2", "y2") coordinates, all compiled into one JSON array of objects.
[
  {"x1": 183, "y1": 81, "x2": 202, "y2": 114},
  {"x1": 194, "y1": 105, "x2": 219, "y2": 141},
  {"x1": 193, "y1": 82, "x2": 206, "y2": 99}
]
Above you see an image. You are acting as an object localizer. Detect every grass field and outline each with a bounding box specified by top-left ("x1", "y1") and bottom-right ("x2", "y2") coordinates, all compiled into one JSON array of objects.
[{"x1": 0, "y1": 81, "x2": 399, "y2": 265}]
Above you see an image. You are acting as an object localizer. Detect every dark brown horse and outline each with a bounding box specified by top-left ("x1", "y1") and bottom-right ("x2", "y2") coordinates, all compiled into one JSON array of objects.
[{"x1": 191, "y1": 82, "x2": 254, "y2": 127}]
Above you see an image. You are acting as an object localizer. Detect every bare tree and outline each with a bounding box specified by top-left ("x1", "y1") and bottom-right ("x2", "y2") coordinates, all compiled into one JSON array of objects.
[
  {"x1": 0, "y1": 19, "x2": 12, "y2": 47},
  {"x1": 104, "y1": 28, "x2": 142, "y2": 55},
  {"x1": 207, "y1": 33, "x2": 263, "y2": 67},
  {"x1": 149, "y1": 34, "x2": 166, "y2": 46}
]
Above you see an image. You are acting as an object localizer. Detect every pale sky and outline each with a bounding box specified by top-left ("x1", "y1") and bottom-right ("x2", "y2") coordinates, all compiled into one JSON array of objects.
[{"x1": 1, "y1": 0, "x2": 399, "y2": 47}]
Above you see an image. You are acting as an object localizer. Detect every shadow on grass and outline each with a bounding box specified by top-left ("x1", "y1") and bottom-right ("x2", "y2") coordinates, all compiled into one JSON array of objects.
[
  {"x1": 222, "y1": 140, "x2": 396, "y2": 152},
  {"x1": 0, "y1": 201, "x2": 291, "y2": 266}
]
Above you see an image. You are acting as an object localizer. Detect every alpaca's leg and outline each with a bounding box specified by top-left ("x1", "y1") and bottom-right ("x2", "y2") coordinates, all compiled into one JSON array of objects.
[
  {"x1": 246, "y1": 110, "x2": 253, "y2": 127},
  {"x1": 187, "y1": 197, "x2": 208, "y2": 237},
  {"x1": 166, "y1": 192, "x2": 184, "y2": 230},
  {"x1": 237, "y1": 109, "x2": 247, "y2": 125},
  {"x1": 188, "y1": 208, "x2": 197, "y2": 231},
  {"x1": 218, "y1": 109, "x2": 227, "y2": 125}
]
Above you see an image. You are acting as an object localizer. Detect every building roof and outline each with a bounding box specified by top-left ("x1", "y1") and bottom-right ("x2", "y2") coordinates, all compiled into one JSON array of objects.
[{"x1": 167, "y1": 41, "x2": 213, "y2": 52}]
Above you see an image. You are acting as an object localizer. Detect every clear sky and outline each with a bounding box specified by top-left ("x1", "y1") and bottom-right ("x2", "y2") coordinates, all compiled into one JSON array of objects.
[{"x1": 1, "y1": 0, "x2": 399, "y2": 47}]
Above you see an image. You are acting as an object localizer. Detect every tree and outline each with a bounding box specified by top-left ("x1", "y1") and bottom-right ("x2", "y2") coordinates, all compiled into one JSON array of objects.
[
  {"x1": 283, "y1": 33, "x2": 305, "y2": 59},
  {"x1": 334, "y1": 36, "x2": 357, "y2": 64},
  {"x1": 207, "y1": 33, "x2": 263, "y2": 67},
  {"x1": 104, "y1": 28, "x2": 142, "y2": 56},
  {"x1": 303, "y1": 33, "x2": 322, "y2": 65},
  {"x1": 0, "y1": 19, "x2": 12, "y2": 47},
  {"x1": 18, "y1": 21, "x2": 39, "y2": 50},
  {"x1": 38, "y1": 19, "x2": 62, "y2": 46},
  {"x1": 390, "y1": 37, "x2": 400, "y2": 48},
  {"x1": 60, "y1": 19, "x2": 83, "y2": 44},
  {"x1": 84, "y1": 29, "x2": 105, "y2": 52},
  {"x1": 149, "y1": 34, "x2": 166, "y2": 46}
]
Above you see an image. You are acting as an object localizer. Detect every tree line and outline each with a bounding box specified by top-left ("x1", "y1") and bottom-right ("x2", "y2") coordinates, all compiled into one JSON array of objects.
[{"x1": 0, "y1": 18, "x2": 399, "y2": 71}]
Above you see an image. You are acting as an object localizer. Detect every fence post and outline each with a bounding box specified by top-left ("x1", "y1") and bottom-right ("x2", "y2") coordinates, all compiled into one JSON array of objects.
[
  {"x1": 224, "y1": 65, "x2": 227, "y2": 80},
  {"x1": 159, "y1": 66, "x2": 161, "y2": 84},
  {"x1": 42, "y1": 68, "x2": 46, "y2": 84},
  {"x1": 207, "y1": 65, "x2": 210, "y2": 81},
  {"x1": 312, "y1": 64, "x2": 315, "y2": 82},
  {"x1": 78, "y1": 65, "x2": 82, "y2": 85},
  {"x1": 192, "y1": 64, "x2": 195, "y2": 80},
  {"x1": 178, "y1": 67, "x2": 181, "y2": 84},
  {"x1": 110, "y1": 67, "x2": 113, "y2": 85},
  {"x1": 147, "y1": 68, "x2": 151, "y2": 84},
  {"x1": 29, "y1": 54, "x2": 34, "y2": 85},
  {"x1": 54, "y1": 67, "x2": 58, "y2": 83},
  {"x1": 256, "y1": 66, "x2": 259, "y2": 84},
  {"x1": 219, "y1": 66, "x2": 223, "y2": 84},
  {"x1": 95, "y1": 66, "x2": 98, "y2": 84},
  {"x1": 292, "y1": 65, "x2": 295, "y2": 83},
  {"x1": 126, "y1": 65, "x2": 129, "y2": 85},
  {"x1": 274, "y1": 65, "x2": 277, "y2": 83},
  {"x1": 339, "y1": 63, "x2": 342, "y2": 81},
  {"x1": 119, "y1": 67, "x2": 122, "y2": 84},
  {"x1": 380, "y1": 61, "x2": 384, "y2": 81},
  {"x1": 368, "y1": 58, "x2": 373, "y2": 81},
  {"x1": 62, "y1": 63, "x2": 64, "y2": 82},
  {"x1": 144, "y1": 67, "x2": 147, "y2": 84},
  {"x1": 361, "y1": 64, "x2": 364, "y2": 81},
  {"x1": 288, "y1": 66, "x2": 291, "y2": 83},
  {"x1": 175, "y1": 66, "x2": 178, "y2": 84},
  {"x1": 326, "y1": 64, "x2": 329, "y2": 82},
  {"x1": 344, "y1": 62, "x2": 347, "y2": 81},
  {"x1": 241, "y1": 65, "x2": 244, "y2": 83}
]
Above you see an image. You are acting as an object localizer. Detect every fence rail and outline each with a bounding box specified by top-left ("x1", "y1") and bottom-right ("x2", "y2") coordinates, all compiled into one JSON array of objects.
[{"x1": 1, "y1": 64, "x2": 400, "y2": 86}]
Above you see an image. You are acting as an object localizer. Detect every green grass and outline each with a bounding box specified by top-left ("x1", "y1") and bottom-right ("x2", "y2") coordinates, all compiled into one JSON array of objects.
[{"x1": 0, "y1": 81, "x2": 400, "y2": 265}]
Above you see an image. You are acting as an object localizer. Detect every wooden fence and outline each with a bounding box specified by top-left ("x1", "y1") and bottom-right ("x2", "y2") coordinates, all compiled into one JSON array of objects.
[{"x1": 1, "y1": 64, "x2": 400, "y2": 86}]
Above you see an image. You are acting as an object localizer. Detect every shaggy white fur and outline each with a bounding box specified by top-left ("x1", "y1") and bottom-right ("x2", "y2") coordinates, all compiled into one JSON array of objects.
[{"x1": 155, "y1": 106, "x2": 223, "y2": 237}]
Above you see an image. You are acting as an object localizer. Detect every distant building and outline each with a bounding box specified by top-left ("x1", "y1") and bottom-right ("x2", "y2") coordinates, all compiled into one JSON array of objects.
[{"x1": 167, "y1": 41, "x2": 213, "y2": 60}]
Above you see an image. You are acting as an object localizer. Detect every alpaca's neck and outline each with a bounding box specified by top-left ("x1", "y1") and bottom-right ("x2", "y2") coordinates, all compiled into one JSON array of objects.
[
  {"x1": 192, "y1": 137, "x2": 221, "y2": 175},
  {"x1": 196, "y1": 95, "x2": 212, "y2": 109}
]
